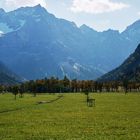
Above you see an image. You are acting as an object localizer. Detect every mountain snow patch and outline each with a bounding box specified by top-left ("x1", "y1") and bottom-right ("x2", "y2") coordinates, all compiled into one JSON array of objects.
[
  {"x1": 0, "y1": 31, "x2": 4, "y2": 37},
  {"x1": 0, "y1": 20, "x2": 25, "y2": 33},
  {"x1": 0, "y1": 23, "x2": 14, "y2": 33},
  {"x1": 73, "y1": 64, "x2": 80, "y2": 72}
]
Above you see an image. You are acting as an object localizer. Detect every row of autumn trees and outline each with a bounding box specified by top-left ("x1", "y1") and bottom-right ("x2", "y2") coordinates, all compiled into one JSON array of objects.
[{"x1": 1, "y1": 76, "x2": 140, "y2": 96}]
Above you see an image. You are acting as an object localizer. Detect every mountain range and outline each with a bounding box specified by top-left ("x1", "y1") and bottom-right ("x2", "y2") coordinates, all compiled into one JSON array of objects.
[
  {"x1": 99, "y1": 44, "x2": 140, "y2": 82},
  {"x1": 0, "y1": 5, "x2": 140, "y2": 80}
]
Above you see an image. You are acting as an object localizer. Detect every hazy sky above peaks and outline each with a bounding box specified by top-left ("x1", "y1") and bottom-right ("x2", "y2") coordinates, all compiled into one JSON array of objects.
[{"x1": 0, "y1": 0, "x2": 140, "y2": 32}]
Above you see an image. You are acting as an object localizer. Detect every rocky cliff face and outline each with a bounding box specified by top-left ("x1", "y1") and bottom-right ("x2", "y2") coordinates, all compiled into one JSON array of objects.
[{"x1": 99, "y1": 44, "x2": 140, "y2": 82}]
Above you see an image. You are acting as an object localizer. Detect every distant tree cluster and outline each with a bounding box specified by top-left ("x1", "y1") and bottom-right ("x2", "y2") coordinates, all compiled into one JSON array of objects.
[{"x1": 0, "y1": 76, "x2": 140, "y2": 97}]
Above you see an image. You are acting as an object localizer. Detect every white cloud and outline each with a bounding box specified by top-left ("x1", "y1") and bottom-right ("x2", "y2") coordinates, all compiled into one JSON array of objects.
[
  {"x1": 138, "y1": 12, "x2": 140, "y2": 15},
  {"x1": 70, "y1": 0, "x2": 129, "y2": 14},
  {"x1": 0, "y1": 0, "x2": 47, "y2": 11}
]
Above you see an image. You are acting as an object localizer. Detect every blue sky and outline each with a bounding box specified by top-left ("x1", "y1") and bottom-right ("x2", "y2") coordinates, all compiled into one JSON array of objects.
[{"x1": 0, "y1": 0, "x2": 140, "y2": 32}]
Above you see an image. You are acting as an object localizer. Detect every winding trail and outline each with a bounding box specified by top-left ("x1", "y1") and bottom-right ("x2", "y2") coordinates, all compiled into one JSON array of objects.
[
  {"x1": 37, "y1": 95, "x2": 64, "y2": 104},
  {"x1": 0, "y1": 95, "x2": 64, "y2": 114}
]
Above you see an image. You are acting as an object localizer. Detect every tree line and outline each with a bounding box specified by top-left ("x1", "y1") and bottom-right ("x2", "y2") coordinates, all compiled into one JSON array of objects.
[{"x1": 0, "y1": 76, "x2": 140, "y2": 98}]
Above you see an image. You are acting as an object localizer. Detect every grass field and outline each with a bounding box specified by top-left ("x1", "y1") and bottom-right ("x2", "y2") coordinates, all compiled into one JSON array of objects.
[{"x1": 0, "y1": 93, "x2": 140, "y2": 140}]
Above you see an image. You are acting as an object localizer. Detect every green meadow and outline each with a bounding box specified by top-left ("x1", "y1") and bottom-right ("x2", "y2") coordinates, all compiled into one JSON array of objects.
[{"x1": 0, "y1": 93, "x2": 140, "y2": 140}]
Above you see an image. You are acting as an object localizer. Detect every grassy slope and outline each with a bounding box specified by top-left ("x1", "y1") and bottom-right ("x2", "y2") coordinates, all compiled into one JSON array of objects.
[{"x1": 0, "y1": 93, "x2": 140, "y2": 140}]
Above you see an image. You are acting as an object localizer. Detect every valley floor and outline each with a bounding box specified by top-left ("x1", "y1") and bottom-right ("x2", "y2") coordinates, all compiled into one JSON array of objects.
[{"x1": 0, "y1": 93, "x2": 140, "y2": 140}]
